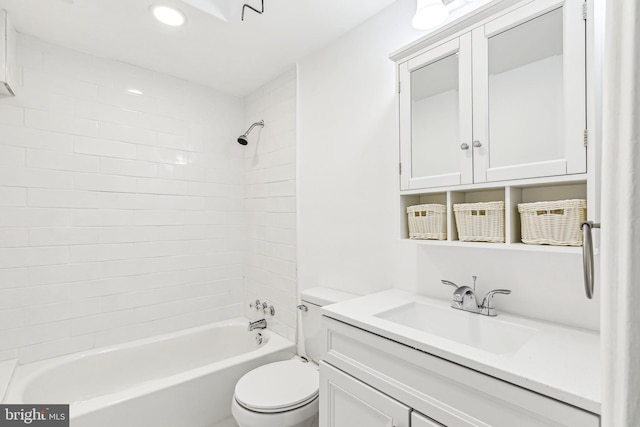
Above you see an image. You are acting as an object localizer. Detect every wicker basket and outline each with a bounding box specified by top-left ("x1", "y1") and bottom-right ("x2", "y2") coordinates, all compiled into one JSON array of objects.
[
  {"x1": 518, "y1": 199, "x2": 586, "y2": 246},
  {"x1": 453, "y1": 201, "x2": 505, "y2": 243},
  {"x1": 407, "y1": 204, "x2": 446, "y2": 240}
]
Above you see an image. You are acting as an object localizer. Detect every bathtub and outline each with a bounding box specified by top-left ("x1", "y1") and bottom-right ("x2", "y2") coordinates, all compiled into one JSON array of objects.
[{"x1": 4, "y1": 318, "x2": 295, "y2": 427}]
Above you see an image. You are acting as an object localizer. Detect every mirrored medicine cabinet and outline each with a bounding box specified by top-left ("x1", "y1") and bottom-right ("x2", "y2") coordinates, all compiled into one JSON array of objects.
[
  {"x1": 399, "y1": 0, "x2": 587, "y2": 191},
  {"x1": 393, "y1": 0, "x2": 597, "y2": 251}
]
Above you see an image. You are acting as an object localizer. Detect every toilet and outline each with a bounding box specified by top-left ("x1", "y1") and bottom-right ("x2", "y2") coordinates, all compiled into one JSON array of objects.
[{"x1": 231, "y1": 287, "x2": 357, "y2": 427}]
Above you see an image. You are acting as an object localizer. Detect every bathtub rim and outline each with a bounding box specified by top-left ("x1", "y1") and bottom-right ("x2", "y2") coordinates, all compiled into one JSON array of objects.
[{"x1": 4, "y1": 317, "x2": 295, "y2": 419}]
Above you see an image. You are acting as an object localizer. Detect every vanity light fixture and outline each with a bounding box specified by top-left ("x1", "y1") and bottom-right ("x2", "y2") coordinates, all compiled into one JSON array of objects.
[
  {"x1": 151, "y1": 5, "x2": 187, "y2": 27},
  {"x1": 412, "y1": 0, "x2": 449, "y2": 30}
]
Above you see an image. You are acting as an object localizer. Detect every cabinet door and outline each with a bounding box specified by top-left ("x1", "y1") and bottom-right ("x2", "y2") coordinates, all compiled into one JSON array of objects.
[
  {"x1": 320, "y1": 361, "x2": 410, "y2": 427},
  {"x1": 472, "y1": 0, "x2": 586, "y2": 183},
  {"x1": 399, "y1": 34, "x2": 473, "y2": 190},
  {"x1": 411, "y1": 412, "x2": 444, "y2": 427}
]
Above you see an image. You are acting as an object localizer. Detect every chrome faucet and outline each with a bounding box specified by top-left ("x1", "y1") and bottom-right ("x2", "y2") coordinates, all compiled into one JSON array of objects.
[
  {"x1": 441, "y1": 277, "x2": 511, "y2": 317},
  {"x1": 248, "y1": 319, "x2": 267, "y2": 331}
]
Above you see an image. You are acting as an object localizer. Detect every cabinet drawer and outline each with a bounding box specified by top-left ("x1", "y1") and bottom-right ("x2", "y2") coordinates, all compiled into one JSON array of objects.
[{"x1": 322, "y1": 316, "x2": 599, "y2": 427}]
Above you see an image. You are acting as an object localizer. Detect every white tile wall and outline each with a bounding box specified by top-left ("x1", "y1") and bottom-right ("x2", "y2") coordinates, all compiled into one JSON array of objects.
[
  {"x1": 242, "y1": 69, "x2": 298, "y2": 342},
  {"x1": 0, "y1": 35, "x2": 249, "y2": 364}
]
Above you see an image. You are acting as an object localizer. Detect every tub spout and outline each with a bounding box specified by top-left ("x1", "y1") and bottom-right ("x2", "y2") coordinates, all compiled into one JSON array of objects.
[{"x1": 248, "y1": 319, "x2": 267, "y2": 331}]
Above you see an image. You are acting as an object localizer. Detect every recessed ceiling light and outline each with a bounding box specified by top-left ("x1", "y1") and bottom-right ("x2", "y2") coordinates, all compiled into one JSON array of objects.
[
  {"x1": 151, "y1": 5, "x2": 186, "y2": 27},
  {"x1": 126, "y1": 88, "x2": 144, "y2": 96}
]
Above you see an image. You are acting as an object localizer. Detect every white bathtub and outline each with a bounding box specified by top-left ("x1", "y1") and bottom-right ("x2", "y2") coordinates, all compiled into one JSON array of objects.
[{"x1": 4, "y1": 318, "x2": 295, "y2": 427}]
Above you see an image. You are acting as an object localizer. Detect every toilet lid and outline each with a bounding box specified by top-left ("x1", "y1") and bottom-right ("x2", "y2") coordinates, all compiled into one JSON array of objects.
[{"x1": 235, "y1": 360, "x2": 319, "y2": 412}]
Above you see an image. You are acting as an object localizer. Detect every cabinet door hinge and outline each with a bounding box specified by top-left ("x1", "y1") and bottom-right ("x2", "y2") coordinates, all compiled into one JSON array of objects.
[
  {"x1": 582, "y1": 1, "x2": 587, "y2": 20},
  {"x1": 584, "y1": 129, "x2": 588, "y2": 147},
  {"x1": 399, "y1": 163, "x2": 402, "y2": 174}
]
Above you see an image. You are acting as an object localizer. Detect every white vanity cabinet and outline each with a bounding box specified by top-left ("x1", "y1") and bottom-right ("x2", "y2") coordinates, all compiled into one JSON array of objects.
[
  {"x1": 320, "y1": 316, "x2": 600, "y2": 427},
  {"x1": 320, "y1": 361, "x2": 445, "y2": 427},
  {"x1": 398, "y1": 0, "x2": 587, "y2": 191},
  {"x1": 320, "y1": 362, "x2": 410, "y2": 427}
]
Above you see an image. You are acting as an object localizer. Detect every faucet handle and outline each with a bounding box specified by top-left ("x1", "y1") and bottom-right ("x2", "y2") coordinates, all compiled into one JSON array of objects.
[
  {"x1": 482, "y1": 289, "x2": 511, "y2": 305},
  {"x1": 480, "y1": 289, "x2": 511, "y2": 316},
  {"x1": 441, "y1": 279, "x2": 459, "y2": 290}
]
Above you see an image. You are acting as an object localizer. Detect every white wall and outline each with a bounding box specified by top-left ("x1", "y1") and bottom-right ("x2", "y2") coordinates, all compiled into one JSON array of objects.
[
  {"x1": 297, "y1": 0, "x2": 599, "y2": 331},
  {"x1": 0, "y1": 35, "x2": 247, "y2": 364},
  {"x1": 297, "y1": 0, "x2": 417, "y2": 298},
  {"x1": 242, "y1": 69, "x2": 297, "y2": 342}
]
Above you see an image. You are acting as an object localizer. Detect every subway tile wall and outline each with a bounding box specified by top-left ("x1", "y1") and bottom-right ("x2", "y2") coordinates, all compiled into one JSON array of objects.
[
  {"x1": 243, "y1": 69, "x2": 297, "y2": 342},
  {"x1": 0, "y1": 35, "x2": 253, "y2": 363}
]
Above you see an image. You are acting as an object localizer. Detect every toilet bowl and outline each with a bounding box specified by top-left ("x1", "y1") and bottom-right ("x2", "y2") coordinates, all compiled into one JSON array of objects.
[
  {"x1": 231, "y1": 359, "x2": 319, "y2": 427},
  {"x1": 231, "y1": 287, "x2": 357, "y2": 427}
]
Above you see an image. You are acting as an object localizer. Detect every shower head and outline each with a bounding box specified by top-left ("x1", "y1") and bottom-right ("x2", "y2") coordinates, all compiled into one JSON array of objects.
[{"x1": 237, "y1": 120, "x2": 264, "y2": 145}]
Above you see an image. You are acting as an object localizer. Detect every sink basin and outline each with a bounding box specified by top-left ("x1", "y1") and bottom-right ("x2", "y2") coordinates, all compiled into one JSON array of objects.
[{"x1": 374, "y1": 301, "x2": 536, "y2": 355}]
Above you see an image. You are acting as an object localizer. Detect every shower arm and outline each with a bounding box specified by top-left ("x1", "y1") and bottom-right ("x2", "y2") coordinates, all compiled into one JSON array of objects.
[{"x1": 243, "y1": 120, "x2": 264, "y2": 136}]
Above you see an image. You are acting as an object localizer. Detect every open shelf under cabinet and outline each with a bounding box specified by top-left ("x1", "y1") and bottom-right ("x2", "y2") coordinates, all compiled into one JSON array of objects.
[{"x1": 400, "y1": 180, "x2": 588, "y2": 253}]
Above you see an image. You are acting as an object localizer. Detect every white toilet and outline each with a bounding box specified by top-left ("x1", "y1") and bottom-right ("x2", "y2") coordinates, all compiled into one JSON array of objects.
[{"x1": 231, "y1": 287, "x2": 357, "y2": 427}]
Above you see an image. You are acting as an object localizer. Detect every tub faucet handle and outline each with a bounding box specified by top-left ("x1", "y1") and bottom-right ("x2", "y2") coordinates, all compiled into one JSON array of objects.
[
  {"x1": 254, "y1": 299, "x2": 261, "y2": 311},
  {"x1": 261, "y1": 302, "x2": 275, "y2": 316}
]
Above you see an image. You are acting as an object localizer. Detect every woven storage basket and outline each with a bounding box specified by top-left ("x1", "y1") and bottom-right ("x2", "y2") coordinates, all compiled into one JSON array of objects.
[
  {"x1": 518, "y1": 199, "x2": 586, "y2": 246},
  {"x1": 453, "y1": 201, "x2": 505, "y2": 243},
  {"x1": 407, "y1": 204, "x2": 446, "y2": 240}
]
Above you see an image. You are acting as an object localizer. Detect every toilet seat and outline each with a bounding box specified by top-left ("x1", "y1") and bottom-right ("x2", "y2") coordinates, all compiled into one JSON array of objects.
[{"x1": 234, "y1": 360, "x2": 319, "y2": 413}]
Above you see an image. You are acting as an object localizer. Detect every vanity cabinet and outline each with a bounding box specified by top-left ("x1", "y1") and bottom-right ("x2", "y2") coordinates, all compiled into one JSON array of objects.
[
  {"x1": 320, "y1": 362, "x2": 410, "y2": 427},
  {"x1": 320, "y1": 316, "x2": 600, "y2": 427},
  {"x1": 320, "y1": 361, "x2": 445, "y2": 427},
  {"x1": 398, "y1": 0, "x2": 587, "y2": 191}
]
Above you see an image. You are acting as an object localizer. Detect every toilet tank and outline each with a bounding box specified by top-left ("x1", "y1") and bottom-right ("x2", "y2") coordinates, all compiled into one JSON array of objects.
[{"x1": 300, "y1": 287, "x2": 358, "y2": 364}]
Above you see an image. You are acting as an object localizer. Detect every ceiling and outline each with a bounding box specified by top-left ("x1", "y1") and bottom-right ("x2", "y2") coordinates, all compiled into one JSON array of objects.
[{"x1": 0, "y1": 0, "x2": 398, "y2": 96}]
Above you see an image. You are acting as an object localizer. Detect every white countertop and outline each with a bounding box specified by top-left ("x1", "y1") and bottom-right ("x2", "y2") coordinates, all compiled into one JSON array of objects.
[{"x1": 322, "y1": 290, "x2": 600, "y2": 414}]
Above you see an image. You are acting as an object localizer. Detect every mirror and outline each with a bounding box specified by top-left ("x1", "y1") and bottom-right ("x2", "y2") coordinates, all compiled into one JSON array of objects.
[
  {"x1": 488, "y1": 8, "x2": 564, "y2": 169},
  {"x1": 411, "y1": 53, "x2": 460, "y2": 178}
]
